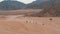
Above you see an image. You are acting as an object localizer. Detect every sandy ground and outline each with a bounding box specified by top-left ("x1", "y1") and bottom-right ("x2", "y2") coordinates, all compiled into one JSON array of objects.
[{"x1": 0, "y1": 15, "x2": 60, "y2": 34}]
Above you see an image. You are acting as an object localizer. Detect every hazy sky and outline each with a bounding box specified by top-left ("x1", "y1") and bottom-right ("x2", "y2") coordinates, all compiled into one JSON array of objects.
[
  {"x1": 18, "y1": 0, "x2": 36, "y2": 4},
  {"x1": 0, "y1": 0, "x2": 36, "y2": 4}
]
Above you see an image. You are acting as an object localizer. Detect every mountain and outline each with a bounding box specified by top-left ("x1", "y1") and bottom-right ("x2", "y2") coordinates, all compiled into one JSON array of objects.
[
  {"x1": 26, "y1": 0, "x2": 49, "y2": 9},
  {"x1": 26, "y1": 0, "x2": 60, "y2": 17},
  {"x1": 0, "y1": 1, "x2": 25, "y2": 10}
]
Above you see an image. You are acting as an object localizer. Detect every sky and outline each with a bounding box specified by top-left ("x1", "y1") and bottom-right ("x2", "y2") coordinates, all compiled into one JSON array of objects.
[
  {"x1": 0, "y1": 0, "x2": 36, "y2": 4},
  {"x1": 17, "y1": 0, "x2": 36, "y2": 4}
]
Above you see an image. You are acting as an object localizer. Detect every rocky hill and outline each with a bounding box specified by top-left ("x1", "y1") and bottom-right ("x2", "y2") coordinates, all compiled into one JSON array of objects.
[{"x1": 26, "y1": 0, "x2": 60, "y2": 17}]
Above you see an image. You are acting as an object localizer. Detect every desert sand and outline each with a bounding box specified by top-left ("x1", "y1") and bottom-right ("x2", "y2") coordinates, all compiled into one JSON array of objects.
[{"x1": 0, "y1": 15, "x2": 60, "y2": 34}]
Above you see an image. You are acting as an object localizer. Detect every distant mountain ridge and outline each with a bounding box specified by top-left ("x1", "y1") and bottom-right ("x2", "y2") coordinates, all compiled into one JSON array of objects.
[
  {"x1": 0, "y1": 1, "x2": 25, "y2": 10},
  {"x1": 26, "y1": 0, "x2": 49, "y2": 9}
]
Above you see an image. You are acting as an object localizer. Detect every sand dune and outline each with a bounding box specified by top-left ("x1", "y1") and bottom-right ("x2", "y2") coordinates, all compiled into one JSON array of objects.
[{"x1": 0, "y1": 15, "x2": 60, "y2": 34}]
